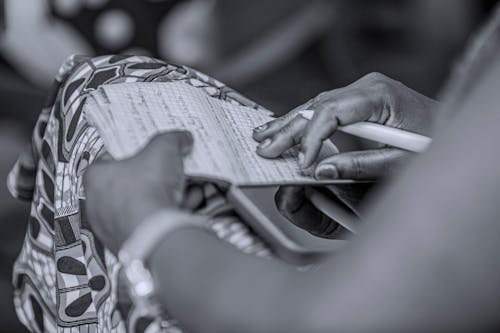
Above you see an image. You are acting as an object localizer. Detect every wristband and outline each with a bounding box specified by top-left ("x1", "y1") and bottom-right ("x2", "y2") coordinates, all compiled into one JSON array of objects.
[{"x1": 118, "y1": 209, "x2": 208, "y2": 316}]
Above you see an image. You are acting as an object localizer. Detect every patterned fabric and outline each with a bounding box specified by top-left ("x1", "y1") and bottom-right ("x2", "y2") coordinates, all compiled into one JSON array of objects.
[{"x1": 7, "y1": 55, "x2": 271, "y2": 333}]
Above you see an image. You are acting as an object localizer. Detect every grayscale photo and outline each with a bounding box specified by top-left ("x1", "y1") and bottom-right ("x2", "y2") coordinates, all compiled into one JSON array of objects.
[{"x1": 1, "y1": 0, "x2": 500, "y2": 332}]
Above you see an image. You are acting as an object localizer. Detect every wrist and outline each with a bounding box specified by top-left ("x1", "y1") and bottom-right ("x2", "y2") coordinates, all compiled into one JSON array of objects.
[
  {"x1": 118, "y1": 210, "x2": 208, "y2": 316},
  {"x1": 117, "y1": 194, "x2": 175, "y2": 250},
  {"x1": 112, "y1": 207, "x2": 167, "y2": 255},
  {"x1": 119, "y1": 209, "x2": 208, "y2": 264}
]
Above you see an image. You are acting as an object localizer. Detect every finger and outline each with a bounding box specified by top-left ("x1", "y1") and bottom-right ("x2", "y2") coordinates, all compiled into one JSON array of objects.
[
  {"x1": 181, "y1": 184, "x2": 205, "y2": 210},
  {"x1": 144, "y1": 130, "x2": 194, "y2": 157},
  {"x1": 140, "y1": 131, "x2": 193, "y2": 196},
  {"x1": 252, "y1": 100, "x2": 312, "y2": 142},
  {"x1": 275, "y1": 186, "x2": 321, "y2": 226},
  {"x1": 275, "y1": 186, "x2": 306, "y2": 215},
  {"x1": 300, "y1": 108, "x2": 339, "y2": 168},
  {"x1": 314, "y1": 148, "x2": 410, "y2": 180},
  {"x1": 275, "y1": 186, "x2": 338, "y2": 238},
  {"x1": 252, "y1": 113, "x2": 296, "y2": 142},
  {"x1": 256, "y1": 115, "x2": 308, "y2": 158},
  {"x1": 300, "y1": 89, "x2": 384, "y2": 168}
]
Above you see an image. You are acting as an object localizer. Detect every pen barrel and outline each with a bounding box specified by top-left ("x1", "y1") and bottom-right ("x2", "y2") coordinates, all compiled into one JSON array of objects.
[{"x1": 338, "y1": 122, "x2": 432, "y2": 153}]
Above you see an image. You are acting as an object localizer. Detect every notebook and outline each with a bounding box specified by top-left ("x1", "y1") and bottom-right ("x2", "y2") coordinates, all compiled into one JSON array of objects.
[{"x1": 84, "y1": 81, "x2": 353, "y2": 186}]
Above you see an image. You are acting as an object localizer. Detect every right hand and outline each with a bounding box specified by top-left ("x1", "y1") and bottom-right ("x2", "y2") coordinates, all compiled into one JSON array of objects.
[{"x1": 253, "y1": 72, "x2": 437, "y2": 179}]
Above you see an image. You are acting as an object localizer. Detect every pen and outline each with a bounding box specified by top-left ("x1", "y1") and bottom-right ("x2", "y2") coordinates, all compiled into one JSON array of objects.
[{"x1": 299, "y1": 110, "x2": 432, "y2": 153}]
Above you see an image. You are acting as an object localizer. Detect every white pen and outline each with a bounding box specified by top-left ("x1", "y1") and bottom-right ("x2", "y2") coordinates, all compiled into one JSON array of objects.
[{"x1": 299, "y1": 109, "x2": 432, "y2": 153}]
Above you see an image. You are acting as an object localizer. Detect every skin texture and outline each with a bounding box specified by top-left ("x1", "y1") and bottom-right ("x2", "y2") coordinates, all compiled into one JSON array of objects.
[
  {"x1": 84, "y1": 61, "x2": 500, "y2": 332},
  {"x1": 83, "y1": 131, "x2": 193, "y2": 254},
  {"x1": 256, "y1": 73, "x2": 438, "y2": 236},
  {"x1": 252, "y1": 72, "x2": 438, "y2": 178},
  {"x1": 274, "y1": 183, "x2": 372, "y2": 238}
]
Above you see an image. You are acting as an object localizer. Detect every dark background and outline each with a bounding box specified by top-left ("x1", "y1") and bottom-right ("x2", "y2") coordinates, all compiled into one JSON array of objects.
[{"x1": 0, "y1": 0, "x2": 498, "y2": 331}]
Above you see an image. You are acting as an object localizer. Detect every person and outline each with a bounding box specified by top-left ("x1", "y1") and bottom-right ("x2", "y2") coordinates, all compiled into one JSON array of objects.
[
  {"x1": 7, "y1": 55, "x2": 271, "y2": 333},
  {"x1": 82, "y1": 8, "x2": 500, "y2": 333}
]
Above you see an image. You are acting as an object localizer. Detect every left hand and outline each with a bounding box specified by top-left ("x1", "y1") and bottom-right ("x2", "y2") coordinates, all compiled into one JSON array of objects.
[
  {"x1": 275, "y1": 186, "x2": 336, "y2": 238},
  {"x1": 83, "y1": 131, "x2": 193, "y2": 254},
  {"x1": 274, "y1": 183, "x2": 371, "y2": 238}
]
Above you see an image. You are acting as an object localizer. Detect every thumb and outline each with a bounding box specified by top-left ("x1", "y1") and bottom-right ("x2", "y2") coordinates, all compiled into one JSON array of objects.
[
  {"x1": 137, "y1": 131, "x2": 194, "y2": 170},
  {"x1": 142, "y1": 131, "x2": 194, "y2": 157},
  {"x1": 137, "y1": 131, "x2": 194, "y2": 201},
  {"x1": 314, "y1": 148, "x2": 410, "y2": 180}
]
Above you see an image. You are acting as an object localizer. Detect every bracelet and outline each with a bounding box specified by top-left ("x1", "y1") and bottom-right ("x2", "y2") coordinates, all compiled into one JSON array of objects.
[{"x1": 118, "y1": 209, "x2": 208, "y2": 316}]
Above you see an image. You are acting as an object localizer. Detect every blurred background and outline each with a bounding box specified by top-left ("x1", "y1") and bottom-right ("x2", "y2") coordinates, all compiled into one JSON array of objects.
[{"x1": 0, "y1": 0, "x2": 498, "y2": 331}]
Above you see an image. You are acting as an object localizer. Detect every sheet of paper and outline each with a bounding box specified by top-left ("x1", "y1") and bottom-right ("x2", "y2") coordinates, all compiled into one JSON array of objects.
[{"x1": 84, "y1": 82, "x2": 338, "y2": 185}]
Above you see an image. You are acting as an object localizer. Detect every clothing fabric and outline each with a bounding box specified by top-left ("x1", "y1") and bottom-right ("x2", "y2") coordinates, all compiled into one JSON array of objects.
[{"x1": 7, "y1": 54, "x2": 271, "y2": 333}]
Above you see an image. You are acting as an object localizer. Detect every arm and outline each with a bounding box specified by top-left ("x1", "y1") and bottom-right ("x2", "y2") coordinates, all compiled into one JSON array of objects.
[
  {"x1": 302, "y1": 60, "x2": 500, "y2": 331},
  {"x1": 85, "y1": 62, "x2": 500, "y2": 332},
  {"x1": 149, "y1": 228, "x2": 306, "y2": 333},
  {"x1": 151, "y1": 63, "x2": 500, "y2": 332}
]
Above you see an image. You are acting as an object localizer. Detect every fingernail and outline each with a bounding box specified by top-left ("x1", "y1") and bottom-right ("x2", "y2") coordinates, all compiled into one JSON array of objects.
[
  {"x1": 315, "y1": 164, "x2": 339, "y2": 179},
  {"x1": 298, "y1": 152, "x2": 305, "y2": 166},
  {"x1": 258, "y1": 138, "x2": 272, "y2": 149},
  {"x1": 253, "y1": 124, "x2": 268, "y2": 133}
]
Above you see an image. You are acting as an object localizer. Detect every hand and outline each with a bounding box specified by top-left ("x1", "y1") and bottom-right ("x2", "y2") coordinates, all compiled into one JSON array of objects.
[
  {"x1": 275, "y1": 186, "x2": 337, "y2": 238},
  {"x1": 83, "y1": 131, "x2": 193, "y2": 254},
  {"x1": 253, "y1": 72, "x2": 437, "y2": 179},
  {"x1": 274, "y1": 183, "x2": 372, "y2": 238}
]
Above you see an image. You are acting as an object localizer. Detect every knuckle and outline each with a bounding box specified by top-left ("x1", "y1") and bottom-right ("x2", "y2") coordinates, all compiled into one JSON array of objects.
[
  {"x1": 351, "y1": 157, "x2": 363, "y2": 178},
  {"x1": 150, "y1": 131, "x2": 191, "y2": 149},
  {"x1": 382, "y1": 148, "x2": 408, "y2": 166},
  {"x1": 291, "y1": 134, "x2": 301, "y2": 146},
  {"x1": 272, "y1": 131, "x2": 294, "y2": 148},
  {"x1": 278, "y1": 123, "x2": 293, "y2": 135},
  {"x1": 279, "y1": 112, "x2": 296, "y2": 122},
  {"x1": 278, "y1": 122, "x2": 301, "y2": 143},
  {"x1": 316, "y1": 91, "x2": 330, "y2": 100},
  {"x1": 301, "y1": 134, "x2": 319, "y2": 151},
  {"x1": 148, "y1": 133, "x2": 167, "y2": 146},
  {"x1": 372, "y1": 80, "x2": 393, "y2": 98},
  {"x1": 264, "y1": 118, "x2": 277, "y2": 127},
  {"x1": 268, "y1": 117, "x2": 286, "y2": 129},
  {"x1": 334, "y1": 158, "x2": 357, "y2": 178},
  {"x1": 312, "y1": 92, "x2": 335, "y2": 107},
  {"x1": 323, "y1": 116, "x2": 338, "y2": 128},
  {"x1": 311, "y1": 100, "x2": 338, "y2": 117},
  {"x1": 310, "y1": 117, "x2": 337, "y2": 139},
  {"x1": 152, "y1": 133, "x2": 180, "y2": 149},
  {"x1": 363, "y1": 72, "x2": 394, "y2": 92},
  {"x1": 363, "y1": 71, "x2": 387, "y2": 82},
  {"x1": 358, "y1": 73, "x2": 397, "y2": 105}
]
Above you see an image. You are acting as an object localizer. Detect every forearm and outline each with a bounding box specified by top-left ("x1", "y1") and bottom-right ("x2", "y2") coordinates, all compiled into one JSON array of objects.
[
  {"x1": 126, "y1": 60, "x2": 500, "y2": 332},
  {"x1": 149, "y1": 227, "x2": 308, "y2": 333},
  {"x1": 305, "y1": 60, "x2": 500, "y2": 331},
  {"x1": 147, "y1": 87, "x2": 500, "y2": 332}
]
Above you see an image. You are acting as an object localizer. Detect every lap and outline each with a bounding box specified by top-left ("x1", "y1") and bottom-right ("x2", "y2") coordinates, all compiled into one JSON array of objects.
[{"x1": 8, "y1": 54, "x2": 270, "y2": 333}]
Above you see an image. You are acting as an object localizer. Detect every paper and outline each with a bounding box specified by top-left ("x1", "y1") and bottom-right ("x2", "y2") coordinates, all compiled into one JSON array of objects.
[{"x1": 84, "y1": 82, "x2": 337, "y2": 185}]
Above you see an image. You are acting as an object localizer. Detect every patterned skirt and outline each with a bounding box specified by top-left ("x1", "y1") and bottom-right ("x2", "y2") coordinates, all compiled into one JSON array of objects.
[{"x1": 7, "y1": 55, "x2": 272, "y2": 333}]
